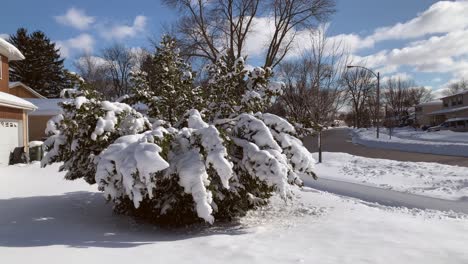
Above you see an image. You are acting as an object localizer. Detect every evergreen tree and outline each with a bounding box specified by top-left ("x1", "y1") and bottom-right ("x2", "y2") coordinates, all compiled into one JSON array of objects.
[
  {"x1": 42, "y1": 35, "x2": 316, "y2": 227},
  {"x1": 8, "y1": 28, "x2": 69, "y2": 98},
  {"x1": 129, "y1": 35, "x2": 200, "y2": 125}
]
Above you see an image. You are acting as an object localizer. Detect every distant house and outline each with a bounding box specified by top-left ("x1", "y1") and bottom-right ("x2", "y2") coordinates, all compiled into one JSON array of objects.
[
  {"x1": 8, "y1": 82, "x2": 47, "y2": 99},
  {"x1": 6, "y1": 82, "x2": 65, "y2": 141},
  {"x1": 414, "y1": 100, "x2": 443, "y2": 127},
  {"x1": 0, "y1": 38, "x2": 37, "y2": 165},
  {"x1": 24, "y1": 98, "x2": 65, "y2": 141},
  {"x1": 428, "y1": 91, "x2": 468, "y2": 128}
]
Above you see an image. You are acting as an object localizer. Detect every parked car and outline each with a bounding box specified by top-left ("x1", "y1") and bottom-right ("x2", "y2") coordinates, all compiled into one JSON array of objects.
[{"x1": 427, "y1": 117, "x2": 468, "y2": 132}]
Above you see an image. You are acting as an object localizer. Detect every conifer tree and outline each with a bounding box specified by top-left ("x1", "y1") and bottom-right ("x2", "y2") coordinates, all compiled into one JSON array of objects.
[
  {"x1": 8, "y1": 28, "x2": 69, "y2": 98},
  {"x1": 129, "y1": 35, "x2": 200, "y2": 125}
]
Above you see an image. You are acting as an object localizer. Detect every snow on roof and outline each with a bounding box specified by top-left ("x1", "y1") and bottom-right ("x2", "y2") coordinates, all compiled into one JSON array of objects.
[
  {"x1": 441, "y1": 90, "x2": 468, "y2": 99},
  {"x1": 9, "y1": 82, "x2": 47, "y2": 99},
  {"x1": 0, "y1": 38, "x2": 25, "y2": 61},
  {"x1": 0, "y1": 92, "x2": 37, "y2": 110},
  {"x1": 24, "y1": 98, "x2": 67, "y2": 116},
  {"x1": 446, "y1": 117, "x2": 468, "y2": 122},
  {"x1": 428, "y1": 105, "x2": 468, "y2": 115},
  {"x1": 416, "y1": 100, "x2": 442, "y2": 107}
]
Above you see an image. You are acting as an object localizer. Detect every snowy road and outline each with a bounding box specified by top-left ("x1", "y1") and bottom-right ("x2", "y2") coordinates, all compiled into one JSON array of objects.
[
  {"x1": 303, "y1": 128, "x2": 468, "y2": 167},
  {"x1": 302, "y1": 177, "x2": 468, "y2": 214}
]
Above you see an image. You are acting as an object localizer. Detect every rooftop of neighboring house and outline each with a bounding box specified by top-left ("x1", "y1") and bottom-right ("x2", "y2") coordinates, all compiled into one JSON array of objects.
[
  {"x1": 24, "y1": 98, "x2": 66, "y2": 116},
  {"x1": 416, "y1": 100, "x2": 443, "y2": 107},
  {"x1": 9, "y1": 82, "x2": 47, "y2": 99},
  {"x1": 0, "y1": 38, "x2": 24, "y2": 60},
  {"x1": 440, "y1": 90, "x2": 468, "y2": 100}
]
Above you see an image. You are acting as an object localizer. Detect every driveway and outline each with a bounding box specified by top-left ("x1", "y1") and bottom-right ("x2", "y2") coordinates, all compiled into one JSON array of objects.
[{"x1": 303, "y1": 128, "x2": 468, "y2": 167}]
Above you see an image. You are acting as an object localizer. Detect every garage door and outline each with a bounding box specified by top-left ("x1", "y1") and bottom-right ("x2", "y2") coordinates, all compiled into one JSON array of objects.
[{"x1": 0, "y1": 120, "x2": 20, "y2": 165}]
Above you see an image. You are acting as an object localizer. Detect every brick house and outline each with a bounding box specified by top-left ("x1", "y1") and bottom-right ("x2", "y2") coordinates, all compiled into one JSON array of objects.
[{"x1": 0, "y1": 38, "x2": 37, "y2": 165}]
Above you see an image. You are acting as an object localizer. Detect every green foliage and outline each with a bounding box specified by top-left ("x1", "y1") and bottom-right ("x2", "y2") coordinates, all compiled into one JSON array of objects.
[
  {"x1": 127, "y1": 35, "x2": 201, "y2": 125},
  {"x1": 8, "y1": 28, "x2": 75, "y2": 98}
]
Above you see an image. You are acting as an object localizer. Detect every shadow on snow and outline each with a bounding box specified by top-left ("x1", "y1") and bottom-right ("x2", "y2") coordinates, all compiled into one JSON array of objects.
[{"x1": 0, "y1": 191, "x2": 248, "y2": 248}]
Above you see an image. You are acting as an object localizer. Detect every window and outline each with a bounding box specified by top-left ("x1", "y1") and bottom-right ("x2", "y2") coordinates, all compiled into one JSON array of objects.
[
  {"x1": 458, "y1": 96, "x2": 463, "y2": 105},
  {"x1": 443, "y1": 100, "x2": 448, "y2": 107},
  {"x1": 451, "y1": 97, "x2": 457, "y2": 106},
  {"x1": 457, "y1": 121, "x2": 465, "y2": 128}
]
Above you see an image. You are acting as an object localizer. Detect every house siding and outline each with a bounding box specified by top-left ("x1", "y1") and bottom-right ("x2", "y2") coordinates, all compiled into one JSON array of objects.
[
  {"x1": 0, "y1": 106, "x2": 23, "y2": 120},
  {"x1": 9, "y1": 85, "x2": 40, "y2": 98},
  {"x1": 28, "y1": 115, "x2": 51, "y2": 141}
]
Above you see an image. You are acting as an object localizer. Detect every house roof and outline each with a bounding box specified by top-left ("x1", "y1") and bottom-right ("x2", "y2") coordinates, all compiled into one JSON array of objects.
[
  {"x1": 24, "y1": 98, "x2": 67, "y2": 116},
  {"x1": 428, "y1": 105, "x2": 468, "y2": 115},
  {"x1": 0, "y1": 92, "x2": 37, "y2": 111},
  {"x1": 9, "y1": 82, "x2": 47, "y2": 99},
  {"x1": 0, "y1": 38, "x2": 25, "y2": 61},
  {"x1": 440, "y1": 90, "x2": 468, "y2": 99},
  {"x1": 416, "y1": 100, "x2": 442, "y2": 107}
]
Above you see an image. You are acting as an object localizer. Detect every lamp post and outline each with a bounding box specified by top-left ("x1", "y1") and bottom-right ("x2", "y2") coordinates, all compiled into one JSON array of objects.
[{"x1": 346, "y1": 65, "x2": 380, "y2": 139}]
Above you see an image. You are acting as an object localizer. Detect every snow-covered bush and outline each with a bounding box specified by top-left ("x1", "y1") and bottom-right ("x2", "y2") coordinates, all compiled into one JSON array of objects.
[
  {"x1": 42, "y1": 88, "x2": 150, "y2": 184},
  {"x1": 42, "y1": 36, "x2": 316, "y2": 226}
]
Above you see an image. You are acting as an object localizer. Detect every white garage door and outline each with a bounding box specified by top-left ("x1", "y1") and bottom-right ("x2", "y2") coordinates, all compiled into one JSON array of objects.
[{"x1": 0, "y1": 120, "x2": 20, "y2": 165}]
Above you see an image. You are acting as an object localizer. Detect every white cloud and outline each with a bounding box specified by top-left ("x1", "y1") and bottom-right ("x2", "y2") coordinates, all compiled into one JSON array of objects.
[
  {"x1": 371, "y1": 1, "x2": 468, "y2": 42},
  {"x1": 56, "y1": 34, "x2": 94, "y2": 58},
  {"x1": 381, "y1": 72, "x2": 413, "y2": 83},
  {"x1": 75, "y1": 55, "x2": 107, "y2": 68},
  {"x1": 0, "y1": 34, "x2": 8, "y2": 40},
  {"x1": 101, "y1": 15, "x2": 147, "y2": 40},
  {"x1": 55, "y1": 7, "x2": 95, "y2": 30},
  {"x1": 353, "y1": 29, "x2": 468, "y2": 78}
]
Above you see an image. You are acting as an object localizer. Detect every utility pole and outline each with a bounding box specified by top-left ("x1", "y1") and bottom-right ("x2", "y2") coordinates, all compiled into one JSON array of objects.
[
  {"x1": 376, "y1": 72, "x2": 380, "y2": 139},
  {"x1": 318, "y1": 129, "x2": 322, "y2": 163}
]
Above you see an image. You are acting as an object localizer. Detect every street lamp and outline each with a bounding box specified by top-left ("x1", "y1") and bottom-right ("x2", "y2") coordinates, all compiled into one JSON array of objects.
[{"x1": 346, "y1": 65, "x2": 381, "y2": 139}]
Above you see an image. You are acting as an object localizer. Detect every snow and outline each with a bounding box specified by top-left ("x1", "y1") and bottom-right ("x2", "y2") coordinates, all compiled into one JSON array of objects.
[
  {"x1": 353, "y1": 128, "x2": 468, "y2": 157},
  {"x1": 0, "y1": 38, "x2": 25, "y2": 60},
  {"x1": 385, "y1": 127, "x2": 468, "y2": 143},
  {"x1": 314, "y1": 152, "x2": 468, "y2": 201},
  {"x1": 74, "y1": 96, "x2": 88, "y2": 109},
  {"x1": 0, "y1": 91, "x2": 37, "y2": 110},
  {"x1": 28, "y1": 141, "x2": 43, "y2": 148},
  {"x1": 429, "y1": 105, "x2": 468, "y2": 115},
  {"x1": 416, "y1": 100, "x2": 442, "y2": 107},
  {"x1": 96, "y1": 132, "x2": 170, "y2": 208},
  {"x1": 1, "y1": 162, "x2": 467, "y2": 264},
  {"x1": 24, "y1": 99, "x2": 67, "y2": 116}
]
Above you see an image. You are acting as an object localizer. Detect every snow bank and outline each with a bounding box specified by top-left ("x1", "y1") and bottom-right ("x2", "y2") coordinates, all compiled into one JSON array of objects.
[
  {"x1": 387, "y1": 127, "x2": 468, "y2": 144},
  {"x1": 314, "y1": 152, "x2": 468, "y2": 201},
  {"x1": 353, "y1": 128, "x2": 468, "y2": 157}
]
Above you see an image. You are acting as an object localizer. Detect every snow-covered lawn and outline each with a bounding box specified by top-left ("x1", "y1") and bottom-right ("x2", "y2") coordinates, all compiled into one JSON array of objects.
[
  {"x1": 314, "y1": 152, "x2": 468, "y2": 200},
  {"x1": 385, "y1": 127, "x2": 468, "y2": 143},
  {"x1": 353, "y1": 128, "x2": 468, "y2": 157},
  {"x1": 1, "y1": 163, "x2": 468, "y2": 263}
]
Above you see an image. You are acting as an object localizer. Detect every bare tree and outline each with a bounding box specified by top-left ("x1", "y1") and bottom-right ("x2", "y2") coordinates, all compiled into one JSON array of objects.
[
  {"x1": 74, "y1": 54, "x2": 112, "y2": 96},
  {"x1": 444, "y1": 78, "x2": 468, "y2": 96},
  {"x1": 342, "y1": 67, "x2": 375, "y2": 128},
  {"x1": 163, "y1": 0, "x2": 335, "y2": 68},
  {"x1": 277, "y1": 29, "x2": 348, "y2": 127},
  {"x1": 383, "y1": 77, "x2": 433, "y2": 124},
  {"x1": 102, "y1": 44, "x2": 137, "y2": 98}
]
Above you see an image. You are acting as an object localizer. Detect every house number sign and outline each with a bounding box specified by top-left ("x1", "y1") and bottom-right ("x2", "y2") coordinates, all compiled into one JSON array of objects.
[{"x1": 0, "y1": 122, "x2": 18, "y2": 128}]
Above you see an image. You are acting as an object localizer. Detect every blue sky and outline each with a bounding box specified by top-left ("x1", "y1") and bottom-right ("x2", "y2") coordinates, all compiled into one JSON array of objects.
[{"x1": 1, "y1": 0, "x2": 467, "y2": 95}]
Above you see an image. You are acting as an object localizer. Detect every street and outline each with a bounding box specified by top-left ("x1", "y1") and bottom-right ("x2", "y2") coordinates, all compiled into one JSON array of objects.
[{"x1": 303, "y1": 128, "x2": 468, "y2": 167}]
